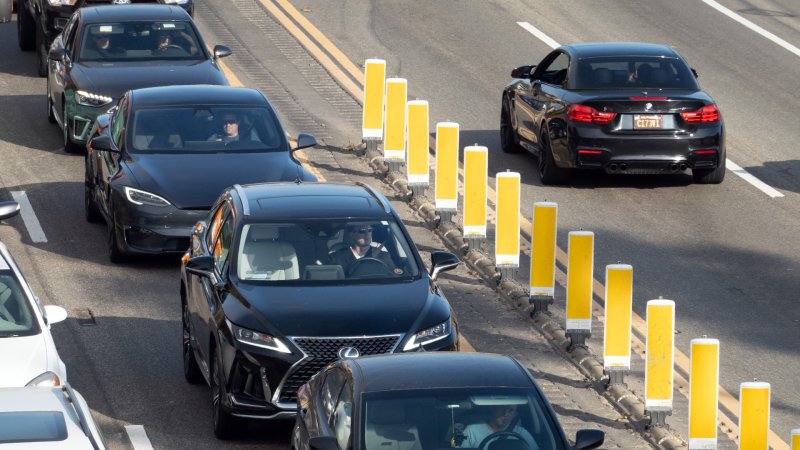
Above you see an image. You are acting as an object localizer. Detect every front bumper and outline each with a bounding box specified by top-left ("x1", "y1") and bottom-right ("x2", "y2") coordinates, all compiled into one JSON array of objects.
[
  {"x1": 113, "y1": 200, "x2": 208, "y2": 255},
  {"x1": 66, "y1": 99, "x2": 116, "y2": 145}
]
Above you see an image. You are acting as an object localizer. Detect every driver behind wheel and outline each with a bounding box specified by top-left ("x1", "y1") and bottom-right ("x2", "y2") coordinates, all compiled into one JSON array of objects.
[
  {"x1": 328, "y1": 222, "x2": 395, "y2": 276},
  {"x1": 459, "y1": 405, "x2": 538, "y2": 449}
]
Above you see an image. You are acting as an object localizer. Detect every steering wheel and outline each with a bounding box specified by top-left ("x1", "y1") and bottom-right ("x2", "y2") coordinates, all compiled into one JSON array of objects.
[
  {"x1": 478, "y1": 431, "x2": 529, "y2": 450},
  {"x1": 346, "y1": 257, "x2": 392, "y2": 277},
  {"x1": 166, "y1": 44, "x2": 184, "y2": 50}
]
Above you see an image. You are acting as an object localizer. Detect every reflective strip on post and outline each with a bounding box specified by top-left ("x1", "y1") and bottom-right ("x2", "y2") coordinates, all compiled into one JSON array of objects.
[
  {"x1": 495, "y1": 172, "x2": 521, "y2": 268},
  {"x1": 406, "y1": 100, "x2": 430, "y2": 185},
  {"x1": 739, "y1": 382, "x2": 770, "y2": 450},
  {"x1": 530, "y1": 202, "x2": 557, "y2": 297},
  {"x1": 566, "y1": 231, "x2": 594, "y2": 332},
  {"x1": 463, "y1": 146, "x2": 488, "y2": 238},
  {"x1": 383, "y1": 78, "x2": 407, "y2": 161},
  {"x1": 688, "y1": 338, "x2": 720, "y2": 449},
  {"x1": 603, "y1": 264, "x2": 633, "y2": 370},
  {"x1": 362, "y1": 59, "x2": 386, "y2": 140},
  {"x1": 645, "y1": 299, "x2": 675, "y2": 411},
  {"x1": 791, "y1": 429, "x2": 799, "y2": 450},
  {"x1": 434, "y1": 122, "x2": 459, "y2": 211}
]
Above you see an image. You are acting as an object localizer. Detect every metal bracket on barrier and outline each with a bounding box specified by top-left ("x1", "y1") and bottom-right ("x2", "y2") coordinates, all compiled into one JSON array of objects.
[
  {"x1": 605, "y1": 369, "x2": 628, "y2": 388},
  {"x1": 438, "y1": 210, "x2": 456, "y2": 225},
  {"x1": 530, "y1": 295, "x2": 553, "y2": 315},
  {"x1": 362, "y1": 138, "x2": 380, "y2": 156},
  {"x1": 498, "y1": 266, "x2": 518, "y2": 281},
  {"x1": 409, "y1": 184, "x2": 426, "y2": 199},
  {"x1": 566, "y1": 330, "x2": 591, "y2": 351},
  {"x1": 646, "y1": 409, "x2": 671, "y2": 429},
  {"x1": 385, "y1": 160, "x2": 404, "y2": 175},
  {"x1": 464, "y1": 236, "x2": 485, "y2": 252}
]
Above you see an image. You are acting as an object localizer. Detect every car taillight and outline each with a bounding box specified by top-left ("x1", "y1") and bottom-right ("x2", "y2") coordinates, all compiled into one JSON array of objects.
[
  {"x1": 578, "y1": 149, "x2": 603, "y2": 155},
  {"x1": 693, "y1": 149, "x2": 717, "y2": 155},
  {"x1": 568, "y1": 104, "x2": 616, "y2": 124},
  {"x1": 681, "y1": 105, "x2": 720, "y2": 123}
]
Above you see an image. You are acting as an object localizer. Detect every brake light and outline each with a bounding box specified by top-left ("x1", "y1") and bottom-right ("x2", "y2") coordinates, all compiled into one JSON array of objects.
[
  {"x1": 681, "y1": 105, "x2": 720, "y2": 123},
  {"x1": 629, "y1": 96, "x2": 667, "y2": 101},
  {"x1": 693, "y1": 149, "x2": 717, "y2": 155},
  {"x1": 568, "y1": 104, "x2": 616, "y2": 124},
  {"x1": 578, "y1": 149, "x2": 603, "y2": 155}
]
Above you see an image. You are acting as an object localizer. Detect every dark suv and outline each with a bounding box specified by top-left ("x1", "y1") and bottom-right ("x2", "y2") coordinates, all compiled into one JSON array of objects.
[{"x1": 180, "y1": 182, "x2": 462, "y2": 438}]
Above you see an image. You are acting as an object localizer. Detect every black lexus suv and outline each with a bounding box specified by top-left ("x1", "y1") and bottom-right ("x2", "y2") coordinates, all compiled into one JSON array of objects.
[{"x1": 180, "y1": 182, "x2": 462, "y2": 439}]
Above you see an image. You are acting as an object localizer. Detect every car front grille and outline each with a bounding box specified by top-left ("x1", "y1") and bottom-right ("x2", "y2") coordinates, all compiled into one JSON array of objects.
[{"x1": 278, "y1": 335, "x2": 400, "y2": 403}]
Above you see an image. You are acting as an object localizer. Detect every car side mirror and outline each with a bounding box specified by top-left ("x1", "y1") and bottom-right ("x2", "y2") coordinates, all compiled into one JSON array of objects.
[
  {"x1": 309, "y1": 436, "x2": 341, "y2": 450},
  {"x1": 48, "y1": 47, "x2": 66, "y2": 62},
  {"x1": 691, "y1": 67, "x2": 699, "y2": 79},
  {"x1": 95, "y1": 112, "x2": 112, "y2": 131},
  {"x1": 430, "y1": 251, "x2": 460, "y2": 281},
  {"x1": 185, "y1": 255, "x2": 217, "y2": 280},
  {"x1": 88, "y1": 135, "x2": 118, "y2": 154},
  {"x1": 573, "y1": 429, "x2": 604, "y2": 450},
  {"x1": 292, "y1": 133, "x2": 317, "y2": 152},
  {"x1": 0, "y1": 201, "x2": 20, "y2": 222},
  {"x1": 43, "y1": 305, "x2": 68, "y2": 326},
  {"x1": 213, "y1": 45, "x2": 232, "y2": 60},
  {"x1": 511, "y1": 64, "x2": 535, "y2": 79}
]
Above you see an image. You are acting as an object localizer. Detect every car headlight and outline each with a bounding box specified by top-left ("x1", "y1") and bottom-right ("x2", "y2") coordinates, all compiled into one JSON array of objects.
[
  {"x1": 46, "y1": 0, "x2": 78, "y2": 5},
  {"x1": 124, "y1": 187, "x2": 171, "y2": 207},
  {"x1": 26, "y1": 371, "x2": 62, "y2": 387},
  {"x1": 76, "y1": 90, "x2": 113, "y2": 107},
  {"x1": 229, "y1": 321, "x2": 291, "y2": 354},
  {"x1": 403, "y1": 318, "x2": 452, "y2": 351}
]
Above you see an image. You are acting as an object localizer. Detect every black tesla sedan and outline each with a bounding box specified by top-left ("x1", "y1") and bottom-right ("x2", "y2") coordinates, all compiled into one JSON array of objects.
[
  {"x1": 47, "y1": 5, "x2": 230, "y2": 153},
  {"x1": 180, "y1": 182, "x2": 462, "y2": 438},
  {"x1": 292, "y1": 353, "x2": 604, "y2": 450},
  {"x1": 84, "y1": 85, "x2": 318, "y2": 262},
  {"x1": 501, "y1": 42, "x2": 725, "y2": 185}
]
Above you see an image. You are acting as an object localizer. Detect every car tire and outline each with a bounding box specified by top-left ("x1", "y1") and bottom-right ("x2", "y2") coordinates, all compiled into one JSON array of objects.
[
  {"x1": 107, "y1": 215, "x2": 128, "y2": 263},
  {"x1": 63, "y1": 104, "x2": 81, "y2": 153},
  {"x1": 538, "y1": 129, "x2": 569, "y2": 185},
  {"x1": 692, "y1": 156, "x2": 726, "y2": 184},
  {"x1": 17, "y1": 2, "x2": 35, "y2": 52},
  {"x1": 46, "y1": 77, "x2": 56, "y2": 124},
  {"x1": 211, "y1": 346, "x2": 243, "y2": 439},
  {"x1": 500, "y1": 98, "x2": 522, "y2": 154},
  {"x1": 182, "y1": 300, "x2": 203, "y2": 384},
  {"x1": 84, "y1": 178, "x2": 102, "y2": 223},
  {"x1": 35, "y1": 23, "x2": 47, "y2": 77}
]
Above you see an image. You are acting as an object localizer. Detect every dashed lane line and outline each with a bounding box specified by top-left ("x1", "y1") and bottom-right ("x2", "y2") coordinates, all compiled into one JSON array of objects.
[
  {"x1": 9, "y1": 191, "x2": 47, "y2": 243},
  {"x1": 124, "y1": 425, "x2": 154, "y2": 450}
]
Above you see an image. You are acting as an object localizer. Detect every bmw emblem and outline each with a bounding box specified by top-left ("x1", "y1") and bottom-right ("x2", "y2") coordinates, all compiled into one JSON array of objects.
[
  {"x1": 645, "y1": 102, "x2": 653, "y2": 111},
  {"x1": 337, "y1": 346, "x2": 360, "y2": 360}
]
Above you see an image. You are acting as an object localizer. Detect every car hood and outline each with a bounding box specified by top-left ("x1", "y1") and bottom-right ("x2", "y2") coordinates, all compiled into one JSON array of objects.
[
  {"x1": 124, "y1": 152, "x2": 304, "y2": 209},
  {"x1": 72, "y1": 60, "x2": 226, "y2": 99},
  {"x1": 228, "y1": 277, "x2": 446, "y2": 337},
  {"x1": 0, "y1": 335, "x2": 49, "y2": 387}
]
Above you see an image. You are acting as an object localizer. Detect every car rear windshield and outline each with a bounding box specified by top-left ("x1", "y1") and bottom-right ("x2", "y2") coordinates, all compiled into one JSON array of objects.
[
  {"x1": 130, "y1": 106, "x2": 286, "y2": 153},
  {"x1": 78, "y1": 21, "x2": 204, "y2": 62},
  {"x1": 0, "y1": 411, "x2": 67, "y2": 443},
  {"x1": 0, "y1": 272, "x2": 41, "y2": 338},
  {"x1": 574, "y1": 56, "x2": 698, "y2": 90},
  {"x1": 235, "y1": 219, "x2": 421, "y2": 284}
]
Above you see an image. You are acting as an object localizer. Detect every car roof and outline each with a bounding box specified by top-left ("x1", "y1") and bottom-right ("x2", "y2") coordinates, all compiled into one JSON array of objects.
[
  {"x1": 236, "y1": 182, "x2": 395, "y2": 221},
  {"x1": 129, "y1": 85, "x2": 265, "y2": 108},
  {"x1": 346, "y1": 353, "x2": 534, "y2": 392},
  {"x1": 564, "y1": 42, "x2": 680, "y2": 59},
  {"x1": 80, "y1": 4, "x2": 191, "y2": 23},
  {"x1": 0, "y1": 387, "x2": 92, "y2": 447}
]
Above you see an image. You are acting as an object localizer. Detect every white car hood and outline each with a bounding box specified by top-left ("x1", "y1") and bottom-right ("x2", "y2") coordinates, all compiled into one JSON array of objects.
[{"x1": 0, "y1": 334, "x2": 49, "y2": 387}]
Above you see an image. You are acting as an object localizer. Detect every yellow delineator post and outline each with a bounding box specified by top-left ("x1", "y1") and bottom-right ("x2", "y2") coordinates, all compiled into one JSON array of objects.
[
  {"x1": 791, "y1": 429, "x2": 799, "y2": 450},
  {"x1": 566, "y1": 231, "x2": 594, "y2": 348},
  {"x1": 530, "y1": 202, "x2": 557, "y2": 314},
  {"x1": 739, "y1": 382, "x2": 770, "y2": 450},
  {"x1": 645, "y1": 298, "x2": 675, "y2": 427},
  {"x1": 361, "y1": 59, "x2": 385, "y2": 143},
  {"x1": 688, "y1": 338, "x2": 720, "y2": 450},
  {"x1": 463, "y1": 146, "x2": 488, "y2": 243},
  {"x1": 406, "y1": 100, "x2": 430, "y2": 188},
  {"x1": 434, "y1": 122, "x2": 459, "y2": 213},
  {"x1": 383, "y1": 78, "x2": 407, "y2": 162},
  {"x1": 495, "y1": 171, "x2": 520, "y2": 268},
  {"x1": 603, "y1": 264, "x2": 633, "y2": 385}
]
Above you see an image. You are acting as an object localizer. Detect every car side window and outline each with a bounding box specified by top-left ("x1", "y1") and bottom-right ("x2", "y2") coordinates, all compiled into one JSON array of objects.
[
  {"x1": 213, "y1": 212, "x2": 234, "y2": 273},
  {"x1": 111, "y1": 98, "x2": 127, "y2": 148},
  {"x1": 331, "y1": 382, "x2": 353, "y2": 449},
  {"x1": 538, "y1": 52, "x2": 570, "y2": 86},
  {"x1": 205, "y1": 202, "x2": 229, "y2": 251},
  {"x1": 321, "y1": 369, "x2": 346, "y2": 423},
  {"x1": 62, "y1": 15, "x2": 79, "y2": 55}
]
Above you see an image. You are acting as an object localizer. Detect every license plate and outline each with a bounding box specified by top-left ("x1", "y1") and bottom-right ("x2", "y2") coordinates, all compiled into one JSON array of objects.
[{"x1": 633, "y1": 114, "x2": 662, "y2": 129}]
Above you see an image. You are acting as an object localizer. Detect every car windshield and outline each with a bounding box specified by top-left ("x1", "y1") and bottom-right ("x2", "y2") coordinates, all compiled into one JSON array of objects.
[
  {"x1": 0, "y1": 272, "x2": 40, "y2": 338},
  {"x1": 574, "y1": 56, "x2": 698, "y2": 90},
  {"x1": 360, "y1": 388, "x2": 566, "y2": 450},
  {"x1": 130, "y1": 106, "x2": 286, "y2": 153},
  {"x1": 78, "y1": 21, "x2": 204, "y2": 62},
  {"x1": 235, "y1": 219, "x2": 421, "y2": 284},
  {"x1": 0, "y1": 411, "x2": 68, "y2": 443}
]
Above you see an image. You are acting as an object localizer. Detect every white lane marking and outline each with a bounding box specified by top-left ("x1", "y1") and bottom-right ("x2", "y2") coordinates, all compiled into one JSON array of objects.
[
  {"x1": 9, "y1": 191, "x2": 48, "y2": 243},
  {"x1": 516, "y1": 21, "x2": 784, "y2": 199},
  {"x1": 726, "y1": 159, "x2": 784, "y2": 197},
  {"x1": 125, "y1": 425, "x2": 155, "y2": 450},
  {"x1": 702, "y1": 0, "x2": 800, "y2": 59}
]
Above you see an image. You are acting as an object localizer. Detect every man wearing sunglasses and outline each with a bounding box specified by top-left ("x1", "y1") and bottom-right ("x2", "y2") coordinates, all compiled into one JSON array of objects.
[
  {"x1": 328, "y1": 222, "x2": 396, "y2": 276},
  {"x1": 208, "y1": 112, "x2": 241, "y2": 145}
]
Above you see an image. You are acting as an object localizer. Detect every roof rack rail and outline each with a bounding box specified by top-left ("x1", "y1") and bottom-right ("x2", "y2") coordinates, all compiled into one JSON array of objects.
[
  {"x1": 356, "y1": 182, "x2": 391, "y2": 213},
  {"x1": 233, "y1": 184, "x2": 250, "y2": 216}
]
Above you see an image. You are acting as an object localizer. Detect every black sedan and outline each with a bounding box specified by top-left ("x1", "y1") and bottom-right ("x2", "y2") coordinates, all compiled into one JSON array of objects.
[
  {"x1": 180, "y1": 182, "x2": 462, "y2": 438},
  {"x1": 47, "y1": 4, "x2": 230, "y2": 153},
  {"x1": 84, "y1": 85, "x2": 318, "y2": 261},
  {"x1": 501, "y1": 42, "x2": 725, "y2": 185},
  {"x1": 292, "y1": 352, "x2": 604, "y2": 450}
]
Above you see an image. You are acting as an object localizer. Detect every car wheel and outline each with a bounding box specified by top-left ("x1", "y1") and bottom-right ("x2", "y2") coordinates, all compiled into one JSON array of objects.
[
  {"x1": 211, "y1": 346, "x2": 243, "y2": 439},
  {"x1": 538, "y1": 129, "x2": 568, "y2": 185},
  {"x1": 500, "y1": 98, "x2": 522, "y2": 154},
  {"x1": 35, "y1": 23, "x2": 47, "y2": 77},
  {"x1": 17, "y1": 3, "x2": 35, "y2": 51},
  {"x1": 692, "y1": 155, "x2": 726, "y2": 184},
  {"x1": 84, "y1": 177, "x2": 101, "y2": 223},
  {"x1": 107, "y1": 215, "x2": 128, "y2": 263},
  {"x1": 63, "y1": 103, "x2": 81, "y2": 153},
  {"x1": 46, "y1": 77, "x2": 56, "y2": 124},
  {"x1": 182, "y1": 301, "x2": 203, "y2": 384}
]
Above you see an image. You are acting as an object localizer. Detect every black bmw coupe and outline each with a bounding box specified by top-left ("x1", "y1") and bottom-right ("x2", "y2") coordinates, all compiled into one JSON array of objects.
[{"x1": 501, "y1": 42, "x2": 725, "y2": 185}]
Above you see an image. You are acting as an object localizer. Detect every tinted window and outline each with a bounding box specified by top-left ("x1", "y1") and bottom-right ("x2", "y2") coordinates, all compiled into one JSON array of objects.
[
  {"x1": 574, "y1": 56, "x2": 698, "y2": 90},
  {"x1": 78, "y1": 21, "x2": 203, "y2": 62},
  {"x1": 111, "y1": 98, "x2": 127, "y2": 147},
  {"x1": 332, "y1": 382, "x2": 353, "y2": 449},
  {"x1": 130, "y1": 106, "x2": 285, "y2": 153},
  {"x1": 0, "y1": 411, "x2": 67, "y2": 443},
  {"x1": 0, "y1": 272, "x2": 40, "y2": 337},
  {"x1": 539, "y1": 53, "x2": 569, "y2": 86},
  {"x1": 214, "y1": 213, "x2": 234, "y2": 273}
]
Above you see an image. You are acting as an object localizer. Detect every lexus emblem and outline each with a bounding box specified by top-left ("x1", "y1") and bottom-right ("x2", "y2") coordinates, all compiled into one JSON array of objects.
[
  {"x1": 645, "y1": 102, "x2": 653, "y2": 111},
  {"x1": 338, "y1": 347, "x2": 360, "y2": 360}
]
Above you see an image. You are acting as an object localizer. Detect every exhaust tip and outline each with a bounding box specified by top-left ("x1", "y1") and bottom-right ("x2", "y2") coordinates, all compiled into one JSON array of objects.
[
  {"x1": 679, "y1": 163, "x2": 688, "y2": 171},
  {"x1": 620, "y1": 163, "x2": 628, "y2": 172},
  {"x1": 669, "y1": 163, "x2": 678, "y2": 172},
  {"x1": 608, "y1": 163, "x2": 618, "y2": 172}
]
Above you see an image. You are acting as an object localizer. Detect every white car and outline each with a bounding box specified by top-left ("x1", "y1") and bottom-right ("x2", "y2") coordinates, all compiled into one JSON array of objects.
[
  {"x1": 0, "y1": 385, "x2": 106, "y2": 449},
  {"x1": 0, "y1": 202, "x2": 68, "y2": 388}
]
